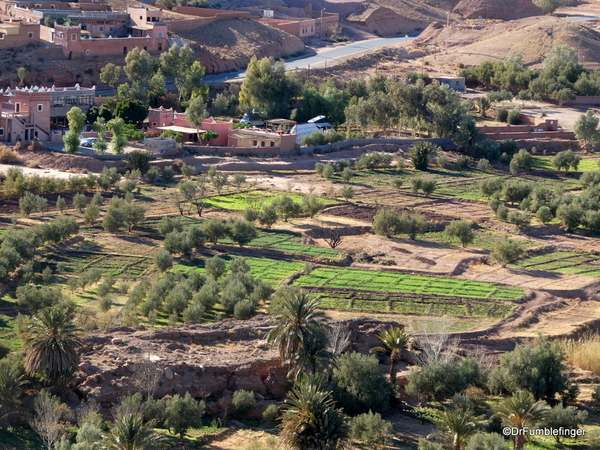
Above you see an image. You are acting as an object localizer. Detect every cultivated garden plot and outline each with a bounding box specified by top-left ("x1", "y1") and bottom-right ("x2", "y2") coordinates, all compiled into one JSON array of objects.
[
  {"x1": 204, "y1": 190, "x2": 337, "y2": 211},
  {"x1": 514, "y1": 251, "x2": 600, "y2": 277},
  {"x1": 174, "y1": 256, "x2": 305, "y2": 287},
  {"x1": 315, "y1": 292, "x2": 516, "y2": 318},
  {"x1": 45, "y1": 251, "x2": 153, "y2": 279},
  {"x1": 294, "y1": 267, "x2": 526, "y2": 300}
]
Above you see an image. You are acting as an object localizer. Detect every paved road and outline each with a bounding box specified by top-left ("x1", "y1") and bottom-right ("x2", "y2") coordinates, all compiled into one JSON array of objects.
[{"x1": 95, "y1": 34, "x2": 416, "y2": 95}]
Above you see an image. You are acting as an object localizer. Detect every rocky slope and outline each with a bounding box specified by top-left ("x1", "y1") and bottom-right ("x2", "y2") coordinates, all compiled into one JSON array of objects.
[
  {"x1": 453, "y1": 0, "x2": 543, "y2": 20},
  {"x1": 173, "y1": 19, "x2": 305, "y2": 74},
  {"x1": 75, "y1": 316, "x2": 402, "y2": 416}
]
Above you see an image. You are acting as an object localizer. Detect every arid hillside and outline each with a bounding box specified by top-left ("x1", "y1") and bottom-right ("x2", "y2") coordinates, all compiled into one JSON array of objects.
[
  {"x1": 412, "y1": 16, "x2": 600, "y2": 69},
  {"x1": 173, "y1": 19, "x2": 305, "y2": 74}
]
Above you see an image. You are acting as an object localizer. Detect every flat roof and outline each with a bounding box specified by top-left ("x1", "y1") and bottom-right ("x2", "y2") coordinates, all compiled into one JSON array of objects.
[
  {"x1": 157, "y1": 125, "x2": 202, "y2": 134},
  {"x1": 230, "y1": 130, "x2": 282, "y2": 142}
]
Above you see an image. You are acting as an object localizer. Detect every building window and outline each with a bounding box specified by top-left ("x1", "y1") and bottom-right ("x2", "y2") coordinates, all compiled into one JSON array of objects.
[
  {"x1": 109, "y1": 26, "x2": 114, "y2": 31},
  {"x1": 143, "y1": 46, "x2": 147, "y2": 51},
  {"x1": 71, "y1": 34, "x2": 77, "y2": 41},
  {"x1": 28, "y1": 32, "x2": 33, "y2": 38},
  {"x1": 0, "y1": 33, "x2": 4, "y2": 40},
  {"x1": 99, "y1": 25, "x2": 104, "y2": 32},
  {"x1": 50, "y1": 4, "x2": 55, "y2": 7},
  {"x1": 81, "y1": 24, "x2": 86, "y2": 30},
  {"x1": 59, "y1": 32, "x2": 63, "y2": 39},
  {"x1": 152, "y1": 122, "x2": 156, "y2": 126},
  {"x1": 270, "y1": 141, "x2": 275, "y2": 147},
  {"x1": 0, "y1": 128, "x2": 4, "y2": 136},
  {"x1": 35, "y1": 4, "x2": 41, "y2": 7},
  {"x1": 15, "y1": 103, "x2": 20, "y2": 112},
  {"x1": 37, "y1": 104, "x2": 43, "y2": 111},
  {"x1": 158, "y1": 44, "x2": 162, "y2": 51},
  {"x1": 85, "y1": 50, "x2": 90, "y2": 55},
  {"x1": 252, "y1": 140, "x2": 257, "y2": 146},
  {"x1": 140, "y1": 16, "x2": 143, "y2": 19},
  {"x1": 261, "y1": 141, "x2": 266, "y2": 147},
  {"x1": 157, "y1": 31, "x2": 163, "y2": 38}
]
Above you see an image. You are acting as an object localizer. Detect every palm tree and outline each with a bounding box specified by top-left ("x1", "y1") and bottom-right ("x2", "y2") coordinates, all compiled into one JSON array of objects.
[
  {"x1": 20, "y1": 307, "x2": 81, "y2": 382},
  {"x1": 266, "y1": 287, "x2": 328, "y2": 365},
  {"x1": 101, "y1": 414, "x2": 166, "y2": 450},
  {"x1": 370, "y1": 327, "x2": 411, "y2": 385},
  {"x1": 0, "y1": 363, "x2": 25, "y2": 428},
  {"x1": 17, "y1": 66, "x2": 27, "y2": 87},
  {"x1": 288, "y1": 335, "x2": 332, "y2": 380},
  {"x1": 280, "y1": 377, "x2": 349, "y2": 450},
  {"x1": 437, "y1": 405, "x2": 480, "y2": 450},
  {"x1": 495, "y1": 391, "x2": 550, "y2": 450}
]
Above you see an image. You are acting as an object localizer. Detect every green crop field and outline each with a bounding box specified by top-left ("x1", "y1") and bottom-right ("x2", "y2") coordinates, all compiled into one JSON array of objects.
[
  {"x1": 533, "y1": 156, "x2": 598, "y2": 172},
  {"x1": 175, "y1": 256, "x2": 305, "y2": 286},
  {"x1": 514, "y1": 251, "x2": 600, "y2": 277},
  {"x1": 221, "y1": 228, "x2": 342, "y2": 259},
  {"x1": 316, "y1": 292, "x2": 515, "y2": 318},
  {"x1": 46, "y1": 251, "x2": 153, "y2": 279},
  {"x1": 294, "y1": 267, "x2": 525, "y2": 300},
  {"x1": 204, "y1": 190, "x2": 337, "y2": 211},
  {"x1": 426, "y1": 229, "x2": 542, "y2": 250}
]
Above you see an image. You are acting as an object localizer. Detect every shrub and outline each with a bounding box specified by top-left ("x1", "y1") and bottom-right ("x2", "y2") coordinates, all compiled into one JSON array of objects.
[
  {"x1": 407, "y1": 358, "x2": 482, "y2": 401},
  {"x1": 0, "y1": 146, "x2": 23, "y2": 164},
  {"x1": 507, "y1": 108, "x2": 522, "y2": 125},
  {"x1": 124, "y1": 150, "x2": 152, "y2": 174},
  {"x1": 477, "y1": 158, "x2": 492, "y2": 171},
  {"x1": 349, "y1": 411, "x2": 394, "y2": 449},
  {"x1": 491, "y1": 237, "x2": 522, "y2": 266},
  {"x1": 397, "y1": 213, "x2": 427, "y2": 240},
  {"x1": 437, "y1": 154, "x2": 449, "y2": 169},
  {"x1": 456, "y1": 155, "x2": 471, "y2": 169},
  {"x1": 465, "y1": 433, "x2": 510, "y2": 450},
  {"x1": 262, "y1": 404, "x2": 279, "y2": 424},
  {"x1": 164, "y1": 392, "x2": 205, "y2": 438},
  {"x1": 593, "y1": 385, "x2": 600, "y2": 411},
  {"x1": 356, "y1": 152, "x2": 393, "y2": 170},
  {"x1": 233, "y1": 301, "x2": 254, "y2": 320},
  {"x1": 232, "y1": 390, "x2": 256, "y2": 416},
  {"x1": 496, "y1": 107, "x2": 508, "y2": 122},
  {"x1": 507, "y1": 210, "x2": 531, "y2": 228},
  {"x1": 546, "y1": 404, "x2": 587, "y2": 442},
  {"x1": 445, "y1": 220, "x2": 475, "y2": 247},
  {"x1": 332, "y1": 352, "x2": 395, "y2": 414},
  {"x1": 154, "y1": 249, "x2": 173, "y2": 272},
  {"x1": 372, "y1": 209, "x2": 399, "y2": 238},
  {"x1": 536, "y1": 206, "x2": 553, "y2": 224}
]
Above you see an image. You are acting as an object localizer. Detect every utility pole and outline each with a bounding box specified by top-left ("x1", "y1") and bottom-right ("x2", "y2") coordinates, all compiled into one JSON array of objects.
[{"x1": 445, "y1": 11, "x2": 450, "y2": 54}]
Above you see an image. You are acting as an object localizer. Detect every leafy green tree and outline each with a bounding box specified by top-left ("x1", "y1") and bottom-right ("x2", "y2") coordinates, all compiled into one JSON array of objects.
[
  {"x1": 84, "y1": 203, "x2": 101, "y2": 226},
  {"x1": 100, "y1": 63, "x2": 122, "y2": 88},
  {"x1": 0, "y1": 360, "x2": 24, "y2": 428},
  {"x1": 115, "y1": 99, "x2": 148, "y2": 126},
  {"x1": 101, "y1": 414, "x2": 166, "y2": 450},
  {"x1": 20, "y1": 307, "x2": 81, "y2": 381},
  {"x1": 211, "y1": 171, "x2": 229, "y2": 194},
  {"x1": 409, "y1": 141, "x2": 439, "y2": 171},
  {"x1": 490, "y1": 237, "x2": 523, "y2": 266},
  {"x1": 266, "y1": 289, "x2": 326, "y2": 364},
  {"x1": 370, "y1": 327, "x2": 411, "y2": 386},
  {"x1": 339, "y1": 185, "x2": 355, "y2": 202},
  {"x1": 163, "y1": 392, "x2": 205, "y2": 438},
  {"x1": 551, "y1": 149, "x2": 581, "y2": 172},
  {"x1": 302, "y1": 195, "x2": 325, "y2": 217},
  {"x1": 445, "y1": 221, "x2": 475, "y2": 247},
  {"x1": 63, "y1": 107, "x2": 86, "y2": 153},
  {"x1": 258, "y1": 205, "x2": 278, "y2": 228},
  {"x1": 154, "y1": 249, "x2": 173, "y2": 273},
  {"x1": 107, "y1": 118, "x2": 128, "y2": 155},
  {"x1": 556, "y1": 202, "x2": 582, "y2": 232},
  {"x1": 373, "y1": 209, "x2": 400, "y2": 238},
  {"x1": 56, "y1": 196, "x2": 66, "y2": 214},
  {"x1": 122, "y1": 48, "x2": 157, "y2": 105},
  {"x1": 201, "y1": 130, "x2": 219, "y2": 145},
  {"x1": 272, "y1": 195, "x2": 302, "y2": 222},
  {"x1": 407, "y1": 359, "x2": 482, "y2": 401},
  {"x1": 186, "y1": 96, "x2": 208, "y2": 135},
  {"x1": 574, "y1": 109, "x2": 600, "y2": 152},
  {"x1": 536, "y1": 205, "x2": 553, "y2": 224},
  {"x1": 232, "y1": 390, "x2": 256, "y2": 417},
  {"x1": 203, "y1": 218, "x2": 227, "y2": 244},
  {"x1": 546, "y1": 404, "x2": 587, "y2": 443},
  {"x1": 227, "y1": 218, "x2": 257, "y2": 247},
  {"x1": 240, "y1": 56, "x2": 299, "y2": 118},
  {"x1": 280, "y1": 377, "x2": 349, "y2": 450},
  {"x1": 73, "y1": 193, "x2": 87, "y2": 212},
  {"x1": 20, "y1": 191, "x2": 47, "y2": 216},
  {"x1": 495, "y1": 391, "x2": 549, "y2": 450},
  {"x1": 332, "y1": 352, "x2": 395, "y2": 414},
  {"x1": 159, "y1": 44, "x2": 204, "y2": 104},
  {"x1": 397, "y1": 213, "x2": 427, "y2": 240},
  {"x1": 205, "y1": 255, "x2": 226, "y2": 281}
]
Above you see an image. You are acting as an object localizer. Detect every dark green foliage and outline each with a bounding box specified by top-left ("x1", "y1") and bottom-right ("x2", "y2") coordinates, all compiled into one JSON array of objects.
[
  {"x1": 488, "y1": 336, "x2": 570, "y2": 402},
  {"x1": 115, "y1": 99, "x2": 148, "y2": 126},
  {"x1": 355, "y1": 152, "x2": 393, "y2": 170},
  {"x1": 332, "y1": 352, "x2": 395, "y2": 414},
  {"x1": 227, "y1": 218, "x2": 258, "y2": 247},
  {"x1": 407, "y1": 358, "x2": 482, "y2": 401},
  {"x1": 445, "y1": 220, "x2": 475, "y2": 247},
  {"x1": 409, "y1": 142, "x2": 439, "y2": 171},
  {"x1": 232, "y1": 390, "x2": 256, "y2": 417},
  {"x1": 272, "y1": 195, "x2": 302, "y2": 222},
  {"x1": 154, "y1": 249, "x2": 173, "y2": 272},
  {"x1": 349, "y1": 411, "x2": 394, "y2": 448},
  {"x1": 546, "y1": 404, "x2": 587, "y2": 442},
  {"x1": 157, "y1": 216, "x2": 184, "y2": 237},
  {"x1": 124, "y1": 151, "x2": 153, "y2": 174},
  {"x1": 552, "y1": 150, "x2": 581, "y2": 172},
  {"x1": 19, "y1": 192, "x2": 47, "y2": 216},
  {"x1": 203, "y1": 218, "x2": 227, "y2": 244},
  {"x1": 163, "y1": 392, "x2": 205, "y2": 438},
  {"x1": 496, "y1": 107, "x2": 508, "y2": 122},
  {"x1": 465, "y1": 433, "x2": 510, "y2": 450},
  {"x1": 16, "y1": 284, "x2": 62, "y2": 311}
]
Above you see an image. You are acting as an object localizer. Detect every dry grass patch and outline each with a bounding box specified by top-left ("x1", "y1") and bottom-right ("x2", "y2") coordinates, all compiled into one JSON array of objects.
[{"x1": 564, "y1": 334, "x2": 600, "y2": 375}]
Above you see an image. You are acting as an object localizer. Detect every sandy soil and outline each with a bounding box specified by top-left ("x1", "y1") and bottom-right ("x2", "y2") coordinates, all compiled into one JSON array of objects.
[{"x1": 204, "y1": 430, "x2": 276, "y2": 450}]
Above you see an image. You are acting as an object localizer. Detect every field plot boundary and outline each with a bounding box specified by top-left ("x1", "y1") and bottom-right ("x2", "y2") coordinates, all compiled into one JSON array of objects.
[{"x1": 48, "y1": 250, "x2": 152, "y2": 279}]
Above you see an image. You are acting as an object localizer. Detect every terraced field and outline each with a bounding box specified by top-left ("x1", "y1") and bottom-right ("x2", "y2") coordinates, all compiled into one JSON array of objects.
[
  {"x1": 514, "y1": 251, "x2": 600, "y2": 277},
  {"x1": 175, "y1": 256, "x2": 305, "y2": 286},
  {"x1": 46, "y1": 251, "x2": 152, "y2": 279},
  {"x1": 204, "y1": 191, "x2": 337, "y2": 211},
  {"x1": 316, "y1": 292, "x2": 515, "y2": 318},
  {"x1": 295, "y1": 267, "x2": 525, "y2": 300}
]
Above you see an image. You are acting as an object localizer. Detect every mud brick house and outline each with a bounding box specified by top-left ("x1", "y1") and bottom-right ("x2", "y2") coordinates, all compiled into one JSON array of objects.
[
  {"x1": 0, "y1": 84, "x2": 95, "y2": 142},
  {"x1": 0, "y1": 20, "x2": 39, "y2": 48}
]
